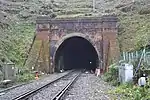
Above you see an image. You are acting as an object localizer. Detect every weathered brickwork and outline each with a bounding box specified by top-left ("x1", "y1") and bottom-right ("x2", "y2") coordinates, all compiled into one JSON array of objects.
[{"x1": 35, "y1": 15, "x2": 119, "y2": 73}]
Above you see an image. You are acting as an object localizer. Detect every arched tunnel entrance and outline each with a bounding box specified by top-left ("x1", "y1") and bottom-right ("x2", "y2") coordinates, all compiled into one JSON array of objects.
[{"x1": 54, "y1": 36, "x2": 99, "y2": 72}]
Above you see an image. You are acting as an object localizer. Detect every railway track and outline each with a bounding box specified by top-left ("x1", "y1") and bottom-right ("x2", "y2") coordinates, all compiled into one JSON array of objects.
[
  {"x1": 51, "y1": 71, "x2": 81, "y2": 100},
  {"x1": 0, "y1": 70, "x2": 73, "y2": 100},
  {"x1": 0, "y1": 75, "x2": 45, "y2": 94},
  {"x1": 0, "y1": 82, "x2": 29, "y2": 94},
  {"x1": 11, "y1": 70, "x2": 82, "y2": 100}
]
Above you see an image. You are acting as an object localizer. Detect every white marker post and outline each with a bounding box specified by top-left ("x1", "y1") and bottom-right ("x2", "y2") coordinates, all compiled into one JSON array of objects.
[{"x1": 93, "y1": 0, "x2": 96, "y2": 12}]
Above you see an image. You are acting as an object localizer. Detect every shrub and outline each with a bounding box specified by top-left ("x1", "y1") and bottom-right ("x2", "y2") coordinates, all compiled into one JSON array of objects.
[
  {"x1": 109, "y1": 80, "x2": 150, "y2": 100},
  {"x1": 139, "y1": 8, "x2": 150, "y2": 15},
  {"x1": 16, "y1": 73, "x2": 35, "y2": 82},
  {"x1": 103, "y1": 63, "x2": 119, "y2": 86}
]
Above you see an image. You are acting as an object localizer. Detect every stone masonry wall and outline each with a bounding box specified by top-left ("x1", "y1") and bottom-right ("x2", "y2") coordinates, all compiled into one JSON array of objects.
[{"x1": 35, "y1": 15, "x2": 118, "y2": 73}]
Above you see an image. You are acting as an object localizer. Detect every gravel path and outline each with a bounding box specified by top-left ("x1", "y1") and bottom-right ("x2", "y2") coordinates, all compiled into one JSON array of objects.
[
  {"x1": 63, "y1": 73, "x2": 115, "y2": 100},
  {"x1": 0, "y1": 71, "x2": 71, "y2": 100},
  {"x1": 28, "y1": 71, "x2": 80, "y2": 100}
]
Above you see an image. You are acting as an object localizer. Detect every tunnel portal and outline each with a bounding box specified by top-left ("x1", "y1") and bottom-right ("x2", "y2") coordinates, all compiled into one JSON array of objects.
[{"x1": 54, "y1": 36, "x2": 99, "y2": 72}]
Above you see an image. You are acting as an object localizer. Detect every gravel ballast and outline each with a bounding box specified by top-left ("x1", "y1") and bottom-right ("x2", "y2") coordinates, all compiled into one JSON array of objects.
[
  {"x1": 63, "y1": 73, "x2": 115, "y2": 100},
  {"x1": 0, "y1": 71, "x2": 71, "y2": 100},
  {"x1": 29, "y1": 71, "x2": 80, "y2": 100}
]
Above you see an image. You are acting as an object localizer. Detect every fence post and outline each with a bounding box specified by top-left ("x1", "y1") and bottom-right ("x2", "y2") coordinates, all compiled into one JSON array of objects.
[
  {"x1": 129, "y1": 53, "x2": 131, "y2": 63},
  {"x1": 134, "y1": 48, "x2": 145, "y2": 76},
  {"x1": 144, "y1": 49, "x2": 146, "y2": 62},
  {"x1": 123, "y1": 52, "x2": 126, "y2": 61},
  {"x1": 131, "y1": 52, "x2": 134, "y2": 61},
  {"x1": 136, "y1": 51, "x2": 138, "y2": 59}
]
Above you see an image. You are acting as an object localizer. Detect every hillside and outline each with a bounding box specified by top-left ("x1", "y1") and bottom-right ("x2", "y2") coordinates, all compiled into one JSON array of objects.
[{"x1": 0, "y1": 0, "x2": 150, "y2": 65}]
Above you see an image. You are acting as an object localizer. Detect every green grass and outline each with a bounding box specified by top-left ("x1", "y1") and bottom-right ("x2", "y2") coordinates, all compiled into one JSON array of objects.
[
  {"x1": 109, "y1": 81, "x2": 150, "y2": 100},
  {"x1": 118, "y1": 14, "x2": 150, "y2": 51}
]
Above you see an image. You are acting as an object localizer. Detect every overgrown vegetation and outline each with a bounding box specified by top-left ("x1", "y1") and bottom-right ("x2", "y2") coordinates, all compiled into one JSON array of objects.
[
  {"x1": 117, "y1": 0, "x2": 150, "y2": 52},
  {"x1": 0, "y1": 23, "x2": 35, "y2": 66},
  {"x1": 109, "y1": 81, "x2": 150, "y2": 100},
  {"x1": 16, "y1": 72, "x2": 35, "y2": 83},
  {"x1": 103, "y1": 63, "x2": 119, "y2": 86},
  {"x1": 118, "y1": 14, "x2": 150, "y2": 51},
  {"x1": 0, "y1": 0, "x2": 54, "y2": 67},
  {"x1": 104, "y1": 59, "x2": 150, "y2": 99}
]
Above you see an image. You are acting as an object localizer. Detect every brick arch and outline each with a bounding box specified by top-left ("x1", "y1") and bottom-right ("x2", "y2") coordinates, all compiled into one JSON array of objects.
[{"x1": 52, "y1": 32, "x2": 101, "y2": 70}]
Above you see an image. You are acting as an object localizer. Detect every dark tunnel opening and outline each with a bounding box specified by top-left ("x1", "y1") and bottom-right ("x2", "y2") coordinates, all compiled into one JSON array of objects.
[{"x1": 54, "y1": 36, "x2": 99, "y2": 72}]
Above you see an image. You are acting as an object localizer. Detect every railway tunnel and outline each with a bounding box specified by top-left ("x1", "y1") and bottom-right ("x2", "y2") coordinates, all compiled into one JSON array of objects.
[{"x1": 54, "y1": 36, "x2": 99, "y2": 72}]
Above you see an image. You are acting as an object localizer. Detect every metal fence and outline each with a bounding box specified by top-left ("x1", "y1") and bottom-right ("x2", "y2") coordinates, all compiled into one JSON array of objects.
[
  {"x1": 120, "y1": 49, "x2": 150, "y2": 68},
  {"x1": 120, "y1": 49, "x2": 150, "y2": 76}
]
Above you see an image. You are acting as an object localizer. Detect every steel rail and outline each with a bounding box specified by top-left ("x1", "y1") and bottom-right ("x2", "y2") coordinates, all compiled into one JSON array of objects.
[
  {"x1": 0, "y1": 73, "x2": 57, "y2": 94},
  {"x1": 11, "y1": 70, "x2": 74, "y2": 100},
  {"x1": 0, "y1": 82, "x2": 29, "y2": 94},
  {"x1": 51, "y1": 72, "x2": 81, "y2": 100}
]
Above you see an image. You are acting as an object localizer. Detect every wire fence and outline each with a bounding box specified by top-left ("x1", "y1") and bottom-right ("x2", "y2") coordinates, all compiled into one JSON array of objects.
[{"x1": 120, "y1": 49, "x2": 150, "y2": 69}]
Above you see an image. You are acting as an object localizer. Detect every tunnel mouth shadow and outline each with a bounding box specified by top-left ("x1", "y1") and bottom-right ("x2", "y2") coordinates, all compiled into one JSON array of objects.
[{"x1": 54, "y1": 36, "x2": 99, "y2": 72}]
